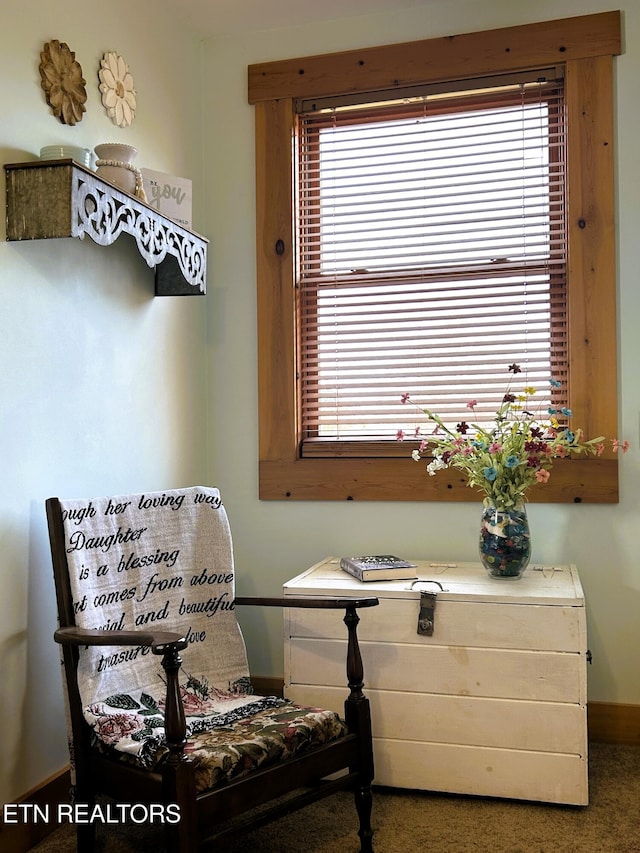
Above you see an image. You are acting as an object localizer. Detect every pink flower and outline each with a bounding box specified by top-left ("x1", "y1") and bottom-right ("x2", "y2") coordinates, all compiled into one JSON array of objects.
[
  {"x1": 401, "y1": 393, "x2": 410, "y2": 404},
  {"x1": 159, "y1": 685, "x2": 219, "y2": 716},
  {"x1": 466, "y1": 399, "x2": 477, "y2": 409},
  {"x1": 488, "y1": 442, "x2": 502, "y2": 454},
  {"x1": 396, "y1": 429, "x2": 405, "y2": 441},
  {"x1": 177, "y1": 688, "x2": 216, "y2": 715},
  {"x1": 613, "y1": 439, "x2": 630, "y2": 454},
  {"x1": 596, "y1": 442, "x2": 605, "y2": 456},
  {"x1": 93, "y1": 713, "x2": 145, "y2": 745},
  {"x1": 535, "y1": 469, "x2": 551, "y2": 483}
]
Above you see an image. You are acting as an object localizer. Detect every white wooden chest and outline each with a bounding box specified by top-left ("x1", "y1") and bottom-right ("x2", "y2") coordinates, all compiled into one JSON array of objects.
[{"x1": 283, "y1": 558, "x2": 588, "y2": 805}]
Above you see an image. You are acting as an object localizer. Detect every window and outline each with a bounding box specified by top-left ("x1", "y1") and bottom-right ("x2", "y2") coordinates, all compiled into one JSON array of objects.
[
  {"x1": 249, "y1": 12, "x2": 621, "y2": 502},
  {"x1": 297, "y1": 74, "x2": 568, "y2": 452}
]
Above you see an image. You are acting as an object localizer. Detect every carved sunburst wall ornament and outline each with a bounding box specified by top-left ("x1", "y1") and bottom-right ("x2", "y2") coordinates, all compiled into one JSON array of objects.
[
  {"x1": 98, "y1": 52, "x2": 137, "y2": 128},
  {"x1": 39, "y1": 40, "x2": 87, "y2": 125}
]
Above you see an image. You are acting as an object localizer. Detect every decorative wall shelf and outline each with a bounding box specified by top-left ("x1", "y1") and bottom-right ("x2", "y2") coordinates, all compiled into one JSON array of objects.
[{"x1": 5, "y1": 160, "x2": 207, "y2": 296}]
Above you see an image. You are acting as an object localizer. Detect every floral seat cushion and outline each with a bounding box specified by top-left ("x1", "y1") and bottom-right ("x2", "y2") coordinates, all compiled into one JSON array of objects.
[
  {"x1": 91, "y1": 697, "x2": 348, "y2": 793},
  {"x1": 173, "y1": 702, "x2": 347, "y2": 793}
]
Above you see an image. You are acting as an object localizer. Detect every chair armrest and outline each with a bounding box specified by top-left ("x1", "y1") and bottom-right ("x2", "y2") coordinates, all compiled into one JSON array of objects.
[
  {"x1": 235, "y1": 595, "x2": 378, "y2": 707},
  {"x1": 234, "y1": 596, "x2": 379, "y2": 610},
  {"x1": 55, "y1": 625, "x2": 189, "y2": 757},
  {"x1": 54, "y1": 625, "x2": 188, "y2": 654}
]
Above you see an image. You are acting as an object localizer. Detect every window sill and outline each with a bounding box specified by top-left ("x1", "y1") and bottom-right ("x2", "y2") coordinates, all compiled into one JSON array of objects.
[{"x1": 258, "y1": 456, "x2": 619, "y2": 503}]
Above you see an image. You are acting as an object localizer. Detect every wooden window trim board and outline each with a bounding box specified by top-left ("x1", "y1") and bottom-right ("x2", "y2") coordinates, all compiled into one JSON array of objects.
[{"x1": 251, "y1": 12, "x2": 621, "y2": 502}]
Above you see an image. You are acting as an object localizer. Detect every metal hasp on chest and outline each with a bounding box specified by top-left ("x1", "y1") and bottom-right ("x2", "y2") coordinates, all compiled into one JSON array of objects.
[
  {"x1": 284, "y1": 558, "x2": 589, "y2": 806},
  {"x1": 5, "y1": 159, "x2": 208, "y2": 296}
]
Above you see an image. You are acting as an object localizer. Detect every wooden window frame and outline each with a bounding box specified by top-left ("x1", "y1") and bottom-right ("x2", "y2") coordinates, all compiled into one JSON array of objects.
[{"x1": 249, "y1": 11, "x2": 621, "y2": 502}]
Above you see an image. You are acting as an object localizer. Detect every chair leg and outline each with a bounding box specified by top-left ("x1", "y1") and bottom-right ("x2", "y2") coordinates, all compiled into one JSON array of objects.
[
  {"x1": 162, "y1": 758, "x2": 198, "y2": 853},
  {"x1": 76, "y1": 822, "x2": 97, "y2": 853},
  {"x1": 354, "y1": 784, "x2": 374, "y2": 853},
  {"x1": 69, "y1": 781, "x2": 97, "y2": 853}
]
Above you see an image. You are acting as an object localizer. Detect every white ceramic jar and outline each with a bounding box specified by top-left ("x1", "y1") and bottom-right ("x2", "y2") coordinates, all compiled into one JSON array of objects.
[{"x1": 94, "y1": 143, "x2": 139, "y2": 194}]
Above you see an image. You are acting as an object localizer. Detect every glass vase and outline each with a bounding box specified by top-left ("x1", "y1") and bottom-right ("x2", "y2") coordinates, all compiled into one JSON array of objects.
[{"x1": 478, "y1": 502, "x2": 530, "y2": 579}]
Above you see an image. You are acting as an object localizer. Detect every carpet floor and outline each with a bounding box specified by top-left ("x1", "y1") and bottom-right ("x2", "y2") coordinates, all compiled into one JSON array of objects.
[{"x1": 30, "y1": 743, "x2": 640, "y2": 852}]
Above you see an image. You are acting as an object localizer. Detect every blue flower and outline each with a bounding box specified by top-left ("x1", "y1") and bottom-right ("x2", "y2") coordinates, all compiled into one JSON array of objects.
[
  {"x1": 473, "y1": 440, "x2": 487, "y2": 451},
  {"x1": 483, "y1": 466, "x2": 498, "y2": 481},
  {"x1": 564, "y1": 430, "x2": 575, "y2": 443},
  {"x1": 505, "y1": 455, "x2": 520, "y2": 468},
  {"x1": 549, "y1": 377, "x2": 562, "y2": 388},
  {"x1": 548, "y1": 407, "x2": 558, "y2": 415},
  {"x1": 561, "y1": 407, "x2": 572, "y2": 417}
]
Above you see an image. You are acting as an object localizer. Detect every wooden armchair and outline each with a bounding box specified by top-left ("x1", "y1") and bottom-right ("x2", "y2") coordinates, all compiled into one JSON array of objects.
[{"x1": 46, "y1": 488, "x2": 378, "y2": 852}]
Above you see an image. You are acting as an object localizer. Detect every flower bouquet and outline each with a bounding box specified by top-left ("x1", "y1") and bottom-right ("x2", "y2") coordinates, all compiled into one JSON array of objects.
[{"x1": 398, "y1": 364, "x2": 628, "y2": 577}]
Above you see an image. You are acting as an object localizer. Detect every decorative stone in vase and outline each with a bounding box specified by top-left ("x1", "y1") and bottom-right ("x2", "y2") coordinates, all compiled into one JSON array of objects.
[
  {"x1": 94, "y1": 143, "x2": 146, "y2": 200},
  {"x1": 478, "y1": 502, "x2": 530, "y2": 579}
]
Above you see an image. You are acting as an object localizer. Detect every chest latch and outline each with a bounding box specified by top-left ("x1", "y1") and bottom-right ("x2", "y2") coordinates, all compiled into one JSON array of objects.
[{"x1": 417, "y1": 590, "x2": 438, "y2": 636}]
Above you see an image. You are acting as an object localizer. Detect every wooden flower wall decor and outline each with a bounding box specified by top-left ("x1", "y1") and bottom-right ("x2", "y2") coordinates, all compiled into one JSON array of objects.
[
  {"x1": 98, "y1": 51, "x2": 137, "y2": 127},
  {"x1": 39, "y1": 39, "x2": 87, "y2": 125}
]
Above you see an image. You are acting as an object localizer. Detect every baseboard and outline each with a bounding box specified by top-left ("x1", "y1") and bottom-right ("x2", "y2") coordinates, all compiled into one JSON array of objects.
[
  {"x1": 3, "y1": 700, "x2": 637, "y2": 853},
  {"x1": 587, "y1": 701, "x2": 640, "y2": 745},
  {"x1": 0, "y1": 766, "x2": 71, "y2": 853},
  {"x1": 251, "y1": 675, "x2": 285, "y2": 698}
]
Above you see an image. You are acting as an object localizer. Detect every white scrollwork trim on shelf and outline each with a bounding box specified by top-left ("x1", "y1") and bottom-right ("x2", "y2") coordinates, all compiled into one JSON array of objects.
[{"x1": 71, "y1": 170, "x2": 206, "y2": 293}]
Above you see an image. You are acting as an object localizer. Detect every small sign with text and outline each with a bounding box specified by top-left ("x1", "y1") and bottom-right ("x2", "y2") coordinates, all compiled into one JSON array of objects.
[{"x1": 141, "y1": 168, "x2": 192, "y2": 228}]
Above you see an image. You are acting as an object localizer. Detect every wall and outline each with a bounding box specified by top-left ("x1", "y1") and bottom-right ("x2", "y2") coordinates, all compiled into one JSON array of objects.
[
  {"x1": 202, "y1": 0, "x2": 640, "y2": 706},
  {"x1": 0, "y1": 1, "x2": 207, "y2": 804}
]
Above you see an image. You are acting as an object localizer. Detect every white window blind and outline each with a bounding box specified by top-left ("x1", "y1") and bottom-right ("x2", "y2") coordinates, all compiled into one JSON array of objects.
[{"x1": 296, "y1": 72, "x2": 568, "y2": 455}]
